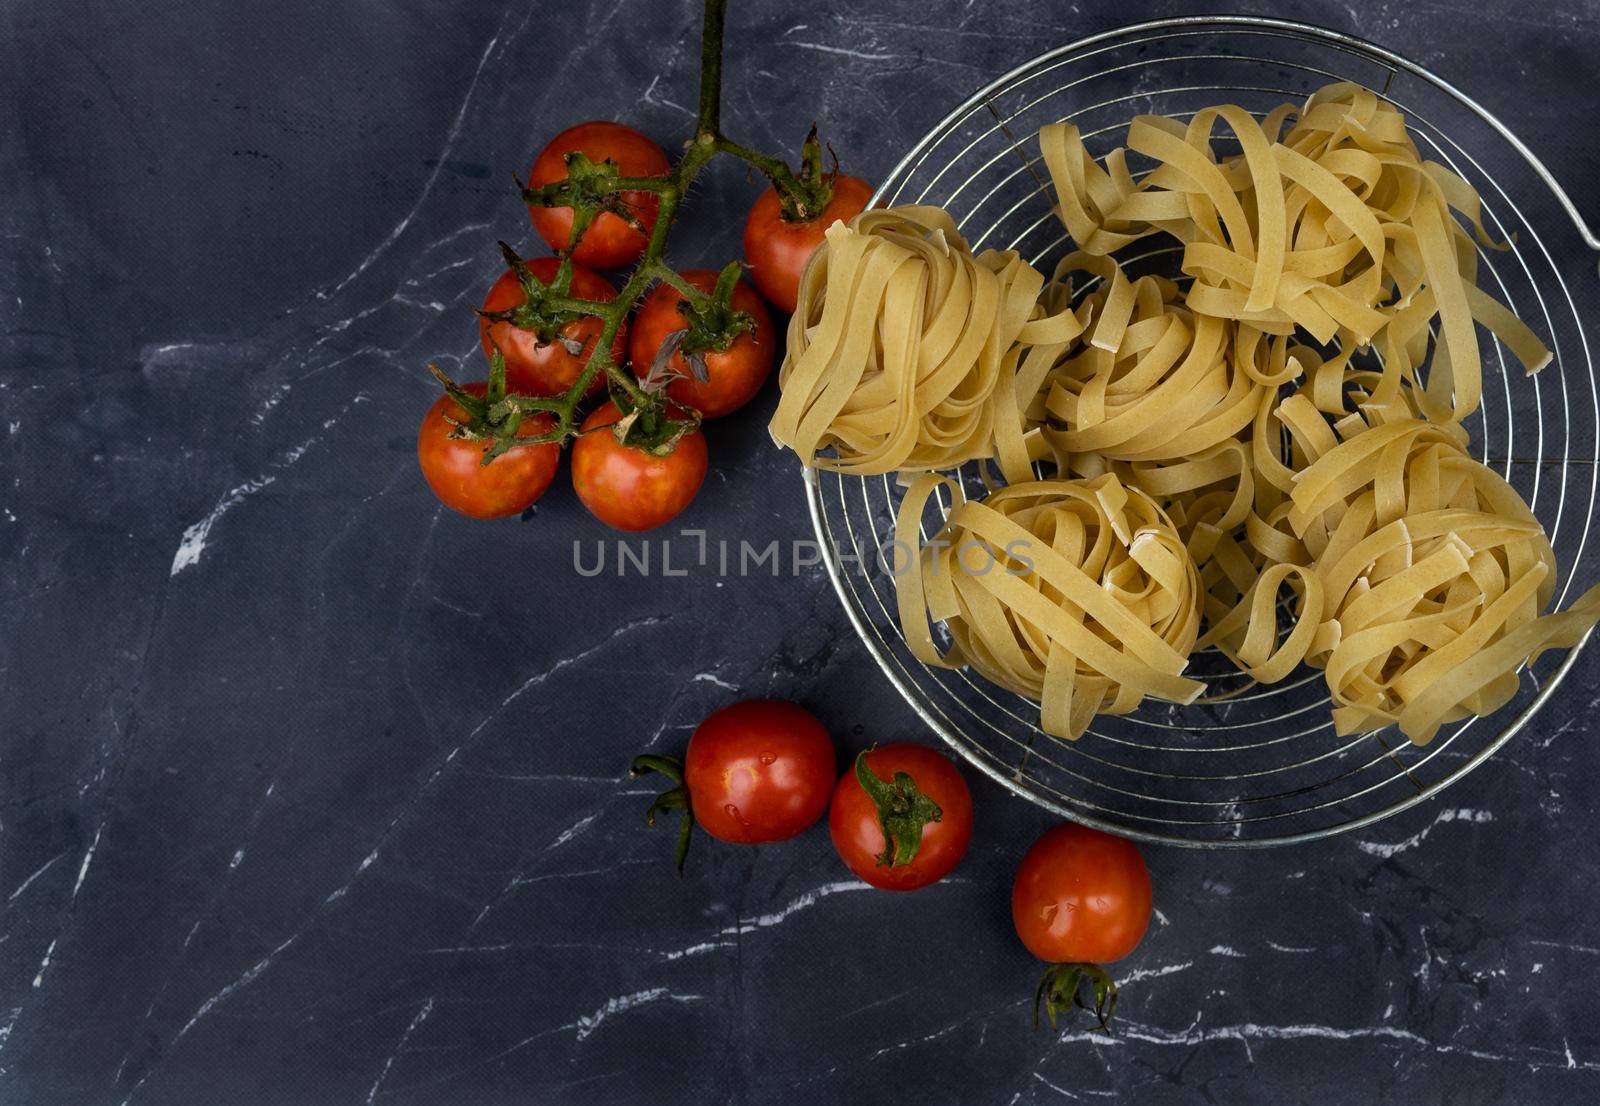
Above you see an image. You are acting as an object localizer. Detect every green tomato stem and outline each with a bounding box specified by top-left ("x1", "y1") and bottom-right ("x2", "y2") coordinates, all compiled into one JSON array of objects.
[
  {"x1": 1033, "y1": 963, "x2": 1119, "y2": 1034},
  {"x1": 854, "y1": 749, "x2": 943, "y2": 867},
  {"x1": 465, "y1": 0, "x2": 833, "y2": 457}
]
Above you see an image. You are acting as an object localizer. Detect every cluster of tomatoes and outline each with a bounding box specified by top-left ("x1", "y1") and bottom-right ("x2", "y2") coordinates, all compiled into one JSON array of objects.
[
  {"x1": 416, "y1": 120, "x2": 873, "y2": 530},
  {"x1": 640, "y1": 699, "x2": 1155, "y2": 1029},
  {"x1": 417, "y1": 117, "x2": 1156, "y2": 1030}
]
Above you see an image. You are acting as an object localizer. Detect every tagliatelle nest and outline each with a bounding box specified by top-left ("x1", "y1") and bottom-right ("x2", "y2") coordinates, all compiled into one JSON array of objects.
[
  {"x1": 778, "y1": 80, "x2": 1600, "y2": 749},
  {"x1": 1039, "y1": 81, "x2": 1551, "y2": 425},
  {"x1": 1029, "y1": 252, "x2": 1291, "y2": 468},
  {"x1": 769, "y1": 206, "x2": 1082, "y2": 476},
  {"x1": 1269, "y1": 414, "x2": 1600, "y2": 742},
  {"x1": 895, "y1": 473, "x2": 1203, "y2": 740},
  {"x1": 1026, "y1": 82, "x2": 1600, "y2": 744}
]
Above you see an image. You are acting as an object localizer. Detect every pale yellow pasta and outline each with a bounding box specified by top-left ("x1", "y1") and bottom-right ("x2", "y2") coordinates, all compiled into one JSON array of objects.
[
  {"x1": 1282, "y1": 418, "x2": 1600, "y2": 743},
  {"x1": 1191, "y1": 354, "x2": 1600, "y2": 740},
  {"x1": 1029, "y1": 253, "x2": 1281, "y2": 467},
  {"x1": 1025, "y1": 84, "x2": 1595, "y2": 745},
  {"x1": 1038, "y1": 82, "x2": 1552, "y2": 424},
  {"x1": 894, "y1": 473, "x2": 1203, "y2": 740},
  {"x1": 769, "y1": 206, "x2": 1081, "y2": 475},
  {"x1": 781, "y1": 81, "x2": 1592, "y2": 750}
]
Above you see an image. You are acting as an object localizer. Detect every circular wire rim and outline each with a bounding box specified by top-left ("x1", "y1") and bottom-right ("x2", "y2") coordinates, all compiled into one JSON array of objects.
[{"x1": 801, "y1": 14, "x2": 1598, "y2": 848}]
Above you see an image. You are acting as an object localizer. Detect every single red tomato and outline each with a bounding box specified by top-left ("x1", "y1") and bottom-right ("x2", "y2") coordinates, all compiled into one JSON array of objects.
[
  {"x1": 629, "y1": 270, "x2": 776, "y2": 418},
  {"x1": 526, "y1": 121, "x2": 670, "y2": 268},
  {"x1": 685, "y1": 700, "x2": 835, "y2": 844},
  {"x1": 570, "y1": 401, "x2": 707, "y2": 531},
  {"x1": 742, "y1": 174, "x2": 873, "y2": 313},
  {"x1": 1012, "y1": 823, "x2": 1152, "y2": 964},
  {"x1": 479, "y1": 258, "x2": 626, "y2": 398},
  {"x1": 829, "y1": 744, "x2": 972, "y2": 891},
  {"x1": 416, "y1": 383, "x2": 559, "y2": 519}
]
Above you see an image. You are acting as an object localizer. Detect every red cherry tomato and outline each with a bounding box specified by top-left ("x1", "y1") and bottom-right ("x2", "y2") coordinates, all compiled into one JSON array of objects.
[
  {"x1": 479, "y1": 258, "x2": 625, "y2": 398},
  {"x1": 416, "y1": 383, "x2": 559, "y2": 519},
  {"x1": 1011, "y1": 823, "x2": 1152, "y2": 964},
  {"x1": 527, "y1": 122, "x2": 670, "y2": 268},
  {"x1": 570, "y1": 401, "x2": 707, "y2": 532},
  {"x1": 629, "y1": 270, "x2": 776, "y2": 418},
  {"x1": 685, "y1": 700, "x2": 836, "y2": 844},
  {"x1": 742, "y1": 175, "x2": 873, "y2": 313},
  {"x1": 828, "y1": 744, "x2": 972, "y2": 891}
]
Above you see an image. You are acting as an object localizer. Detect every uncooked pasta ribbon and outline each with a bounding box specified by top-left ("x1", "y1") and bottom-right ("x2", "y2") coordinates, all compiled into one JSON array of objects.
[
  {"x1": 1038, "y1": 82, "x2": 1551, "y2": 424},
  {"x1": 894, "y1": 472, "x2": 1203, "y2": 740},
  {"x1": 786, "y1": 80, "x2": 1593, "y2": 749},
  {"x1": 1024, "y1": 84, "x2": 1594, "y2": 744},
  {"x1": 769, "y1": 206, "x2": 1082, "y2": 475},
  {"x1": 1198, "y1": 382, "x2": 1600, "y2": 741},
  {"x1": 1285, "y1": 418, "x2": 1600, "y2": 742},
  {"x1": 1028, "y1": 253, "x2": 1281, "y2": 468}
]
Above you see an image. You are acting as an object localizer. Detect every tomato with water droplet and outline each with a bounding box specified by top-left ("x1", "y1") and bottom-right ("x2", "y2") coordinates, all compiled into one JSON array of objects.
[
  {"x1": 1012, "y1": 823, "x2": 1151, "y2": 964},
  {"x1": 683, "y1": 700, "x2": 836, "y2": 844}
]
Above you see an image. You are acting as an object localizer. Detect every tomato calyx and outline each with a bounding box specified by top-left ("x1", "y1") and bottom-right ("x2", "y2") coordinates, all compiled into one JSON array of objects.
[
  {"x1": 854, "y1": 748, "x2": 943, "y2": 867},
  {"x1": 477, "y1": 241, "x2": 595, "y2": 351},
  {"x1": 519, "y1": 152, "x2": 666, "y2": 255},
  {"x1": 630, "y1": 753, "x2": 695, "y2": 877},
  {"x1": 772, "y1": 124, "x2": 839, "y2": 223},
  {"x1": 600, "y1": 385, "x2": 703, "y2": 455},
  {"x1": 1033, "y1": 963, "x2": 1119, "y2": 1035},
  {"x1": 655, "y1": 262, "x2": 755, "y2": 383},
  {"x1": 427, "y1": 354, "x2": 560, "y2": 463}
]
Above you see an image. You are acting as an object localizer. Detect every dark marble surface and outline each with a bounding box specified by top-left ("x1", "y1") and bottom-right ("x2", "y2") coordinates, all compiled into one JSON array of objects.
[{"x1": 5, "y1": 0, "x2": 1600, "y2": 1102}]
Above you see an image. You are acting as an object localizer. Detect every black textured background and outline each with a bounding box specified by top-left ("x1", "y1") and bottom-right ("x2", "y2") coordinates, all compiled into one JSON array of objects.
[{"x1": 5, "y1": 1, "x2": 1600, "y2": 1103}]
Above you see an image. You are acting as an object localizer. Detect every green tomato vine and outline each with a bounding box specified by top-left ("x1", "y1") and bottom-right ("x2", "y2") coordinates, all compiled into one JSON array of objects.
[{"x1": 430, "y1": 0, "x2": 837, "y2": 458}]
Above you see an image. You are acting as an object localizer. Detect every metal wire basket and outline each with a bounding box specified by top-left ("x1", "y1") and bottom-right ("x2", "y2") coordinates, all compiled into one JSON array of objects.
[{"x1": 804, "y1": 16, "x2": 1600, "y2": 847}]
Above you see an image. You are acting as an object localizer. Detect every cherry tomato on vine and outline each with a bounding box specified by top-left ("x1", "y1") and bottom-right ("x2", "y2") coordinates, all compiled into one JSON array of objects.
[
  {"x1": 416, "y1": 383, "x2": 560, "y2": 519},
  {"x1": 1012, "y1": 823, "x2": 1152, "y2": 1032},
  {"x1": 570, "y1": 401, "x2": 707, "y2": 532},
  {"x1": 527, "y1": 122, "x2": 670, "y2": 268},
  {"x1": 828, "y1": 744, "x2": 971, "y2": 891},
  {"x1": 742, "y1": 174, "x2": 873, "y2": 313},
  {"x1": 629, "y1": 269, "x2": 776, "y2": 418},
  {"x1": 479, "y1": 258, "x2": 625, "y2": 398},
  {"x1": 631, "y1": 700, "x2": 836, "y2": 874}
]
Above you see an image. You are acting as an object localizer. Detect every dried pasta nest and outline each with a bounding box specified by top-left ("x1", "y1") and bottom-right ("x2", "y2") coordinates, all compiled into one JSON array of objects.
[
  {"x1": 1183, "y1": 353, "x2": 1428, "y2": 685},
  {"x1": 1039, "y1": 81, "x2": 1551, "y2": 425},
  {"x1": 895, "y1": 472, "x2": 1203, "y2": 740},
  {"x1": 769, "y1": 206, "x2": 1082, "y2": 476},
  {"x1": 1025, "y1": 82, "x2": 1598, "y2": 744},
  {"x1": 1261, "y1": 413, "x2": 1600, "y2": 743},
  {"x1": 1029, "y1": 253, "x2": 1287, "y2": 467},
  {"x1": 781, "y1": 79, "x2": 1600, "y2": 749}
]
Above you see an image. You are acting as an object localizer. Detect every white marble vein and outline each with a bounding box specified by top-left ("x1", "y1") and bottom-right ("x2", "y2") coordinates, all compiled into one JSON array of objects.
[
  {"x1": 1354, "y1": 807, "x2": 1494, "y2": 858},
  {"x1": 568, "y1": 988, "x2": 703, "y2": 1042},
  {"x1": 546, "y1": 813, "x2": 599, "y2": 850},
  {"x1": 1047, "y1": 1016, "x2": 1600, "y2": 1073},
  {"x1": 170, "y1": 476, "x2": 276, "y2": 575},
  {"x1": 691, "y1": 672, "x2": 739, "y2": 690},
  {"x1": 721, "y1": 880, "x2": 871, "y2": 934},
  {"x1": 364, "y1": 996, "x2": 434, "y2": 1105},
  {"x1": 7, "y1": 850, "x2": 66, "y2": 903},
  {"x1": 170, "y1": 392, "x2": 369, "y2": 575},
  {"x1": 1119, "y1": 961, "x2": 1192, "y2": 985},
  {"x1": 320, "y1": 8, "x2": 524, "y2": 300},
  {"x1": 658, "y1": 939, "x2": 735, "y2": 962},
  {"x1": 464, "y1": 615, "x2": 670, "y2": 744}
]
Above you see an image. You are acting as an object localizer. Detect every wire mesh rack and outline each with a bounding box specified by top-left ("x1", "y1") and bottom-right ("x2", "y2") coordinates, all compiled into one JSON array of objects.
[{"x1": 804, "y1": 16, "x2": 1600, "y2": 847}]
